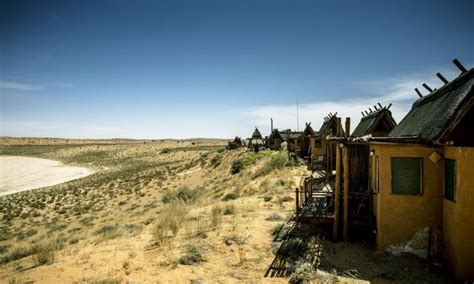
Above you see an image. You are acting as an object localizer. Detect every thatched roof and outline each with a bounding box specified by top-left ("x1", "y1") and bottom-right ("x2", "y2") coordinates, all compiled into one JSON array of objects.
[
  {"x1": 318, "y1": 115, "x2": 344, "y2": 137},
  {"x1": 251, "y1": 128, "x2": 263, "y2": 139},
  {"x1": 303, "y1": 122, "x2": 317, "y2": 137},
  {"x1": 352, "y1": 108, "x2": 397, "y2": 137},
  {"x1": 269, "y1": 129, "x2": 284, "y2": 140},
  {"x1": 387, "y1": 68, "x2": 473, "y2": 143},
  {"x1": 280, "y1": 129, "x2": 303, "y2": 140}
]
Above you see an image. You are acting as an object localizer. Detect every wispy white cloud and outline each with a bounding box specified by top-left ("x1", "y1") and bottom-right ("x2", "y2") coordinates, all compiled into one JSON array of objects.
[
  {"x1": 79, "y1": 125, "x2": 122, "y2": 132},
  {"x1": 0, "y1": 82, "x2": 43, "y2": 91},
  {"x1": 240, "y1": 68, "x2": 462, "y2": 135}
]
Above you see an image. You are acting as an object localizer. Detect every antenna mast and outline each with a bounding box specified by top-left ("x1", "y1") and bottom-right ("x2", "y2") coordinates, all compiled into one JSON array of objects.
[{"x1": 296, "y1": 96, "x2": 300, "y2": 131}]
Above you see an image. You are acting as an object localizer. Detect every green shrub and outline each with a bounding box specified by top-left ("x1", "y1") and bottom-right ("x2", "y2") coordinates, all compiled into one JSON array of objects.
[{"x1": 231, "y1": 159, "x2": 244, "y2": 174}]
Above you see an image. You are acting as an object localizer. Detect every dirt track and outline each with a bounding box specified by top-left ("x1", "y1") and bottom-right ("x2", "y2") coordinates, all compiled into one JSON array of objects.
[{"x1": 0, "y1": 156, "x2": 93, "y2": 196}]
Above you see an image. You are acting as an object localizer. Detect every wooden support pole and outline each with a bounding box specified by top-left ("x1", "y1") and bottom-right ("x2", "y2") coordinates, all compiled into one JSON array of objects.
[
  {"x1": 345, "y1": 117, "x2": 351, "y2": 138},
  {"x1": 333, "y1": 144, "x2": 342, "y2": 242},
  {"x1": 343, "y1": 146, "x2": 350, "y2": 242},
  {"x1": 295, "y1": 187, "x2": 299, "y2": 224}
]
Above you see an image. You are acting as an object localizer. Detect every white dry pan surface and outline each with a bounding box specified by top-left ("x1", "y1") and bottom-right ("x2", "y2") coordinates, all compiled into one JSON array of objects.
[{"x1": 0, "y1": 156, "x2": 94, "y2": 196}]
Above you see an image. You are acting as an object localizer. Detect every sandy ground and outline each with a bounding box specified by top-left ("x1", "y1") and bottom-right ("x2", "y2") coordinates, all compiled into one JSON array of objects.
[{"x1": 0, "y1": 156, "x2": 94, "y2": 196}]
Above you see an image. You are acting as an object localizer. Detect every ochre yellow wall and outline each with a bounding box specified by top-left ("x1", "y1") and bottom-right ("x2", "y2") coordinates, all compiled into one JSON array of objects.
[
  {"x1": 443, "y1": 146, "x2": 474, "y2": 281},
  {"x1": 310, "y1": 137, "x2": 326, "y2": 159},
  {"x1": 370, "y1": 144, "x2": 444, "y2": 250}
]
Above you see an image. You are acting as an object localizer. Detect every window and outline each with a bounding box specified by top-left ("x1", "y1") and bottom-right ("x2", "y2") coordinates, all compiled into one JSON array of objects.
[
  {"x1": 391, "y1": 158, "x2": 422, "y2": 195},
  {"x1": 314, "y1": 140, "x2": 322, "y2": 148},
  {"x1": 444, "y1": 159, "x2": 456, "y2": 202}
]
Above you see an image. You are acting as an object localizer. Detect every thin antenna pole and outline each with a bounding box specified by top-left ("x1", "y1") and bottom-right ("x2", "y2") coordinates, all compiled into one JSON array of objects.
[{"x1": 296, "y1": 96, "x2": 300, "y2": 131}]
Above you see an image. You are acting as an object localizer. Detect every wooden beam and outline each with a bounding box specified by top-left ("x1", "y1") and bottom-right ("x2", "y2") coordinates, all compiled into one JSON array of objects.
[
  {"x1": 333, "y1": 144, "x2": 342, "y2": 242},
  {"x1": 422, "y1": 83, "x2": 433, "y2": 93},
  {"x1": 436, "y1": 72, "x2": 449, "y2": 84},
  {"x1": 453, "y1": 58, "x2": 467, "y2": 73},
  {"x1": 343, "y1": 146, "x2": 350, "y2": 242},
  {"x1": 415, "y1": 88, "x2": 423, "y2": 98},
  {"x1": 345, "y1": 117, "x2": 351, "y2": 138}
]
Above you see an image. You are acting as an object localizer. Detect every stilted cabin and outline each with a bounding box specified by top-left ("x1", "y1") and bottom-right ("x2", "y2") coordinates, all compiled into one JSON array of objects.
[
  {"x1": 309, "y1": 113, "x2": 345, "y2": 172},
  {"x1": 227, "y1": 136, "x2": 243, "y2": 149},
  {"x1": 296, "y1": 122, "x2": 317, "y2": 159},
  {"x1": 352, "y1": 105, "x2": 397, "y2": 138},
  {"x1": 248, "y1": 127, "x2": 266, "y2": 151},
  {"x1": 369, "y1": 61, "x2": 474, "y2": 281},
  {"x1": 279, "y1": 129, "x2": 303, "y2": 155},
  {"x1": 268, "y1": 129, "x2": 285, "y2": 150}
]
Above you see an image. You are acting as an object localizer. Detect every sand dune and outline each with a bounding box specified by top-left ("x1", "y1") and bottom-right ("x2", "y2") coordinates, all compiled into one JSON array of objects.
[{"x1": 0, "y1": 156, "x2": 93, "y2": 196}]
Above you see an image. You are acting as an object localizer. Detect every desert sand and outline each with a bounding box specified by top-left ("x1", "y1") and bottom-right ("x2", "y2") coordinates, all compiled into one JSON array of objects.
[{"x1": 0, "y1": 156, "x2": 94, "y2": 196}]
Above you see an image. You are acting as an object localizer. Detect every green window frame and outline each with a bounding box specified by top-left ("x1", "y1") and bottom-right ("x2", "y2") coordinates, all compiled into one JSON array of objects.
[
  {"x1": 391, "y1": 157, "x2": 423, "y2": 195},
  {"x1": 444, "y1": 159, "x2": 456, "y2": 202},
  {"x1": 314, "y1": 140, "x2": 322, "y2": 148}
]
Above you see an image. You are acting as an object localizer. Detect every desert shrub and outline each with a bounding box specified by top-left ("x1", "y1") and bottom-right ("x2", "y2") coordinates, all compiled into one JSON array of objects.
[
  {"x1": 160, "y1": 148, "x2": 171, "y2": 154},
  {"x1": 153, "y1": 203, "x2": 188, "y2": 244},
  {"x1": 0, "y1": 244, "x2": 10, "y2": 254},
  {"x1": 289, "y1": 259, "x2": 316, "y2": 283},
  {"x1": 211, "y1": 205, "x2": 222, "y2": 227},
  {"x1": 221, "y1": 192, "x2": 239, "y2": 201},
  {"x1": 253, "y1": 152, "x2": 288, "y2": 178},
  {"x1": 0, "y1": 247, "x2": 33, "y2": 264},
  {"x1": 266, "y1": 213, "x2": 284, "y2": 221},
  {"x1": 162, "y1": 186, "x2": 201, "y2": 204},
  {"x1": 223, "y1": 203, "x2": 235, "y2": 215},
  {"x1": 210, "y1": 154, "x2": 223, "y2": 168},
  {"x1": 32, "y1": 243, "x2": 55, "y2": 266},
  {"x1": 231, "y1": 159, "x2": 244, "y2": 174},
  {"x1": 177, "y1": 245, "x2": 205, "y2": 265},
  {"x1": 95, "y1": 224, "x2": 120, "y2": 240},
  {"x1": 263, "y1": 195, "x2": 273, "y2": 202}
]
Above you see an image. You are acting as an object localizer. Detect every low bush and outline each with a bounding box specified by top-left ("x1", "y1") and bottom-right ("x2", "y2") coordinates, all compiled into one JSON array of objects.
[
  {"x1": 177, "y1": 245, "x2": 205, "y2": 265},
  {"x1": 32, "y1": 243, "x2": 55, "y2": 266},
  {"x1": 221, "y1": 192, "x2": 239, "y2": 201},
  {"x1": 153, "y1": 203, "x2": 188, "y2": 244},
  {"x1": 210, "y1": 154, "x2": 223, "y2": 168},
  {"x1": 289, "y1": 259, "x2": 316, "y2": 283},
  {"x1": 210, "y1": 205, "x2": 222, "y2": 227},
  {"x1": 222, "y1": 203, "x2": 235, "y2": 215},
  {"x1": 253, "y1": 152, "x2": 288, "y2": 178},
  {"x1": 162, "y1": 186, "x2": 201, "y2": 204},
  {"x1": 231, "y1": 159, "x2": 244, "y2": 174}
]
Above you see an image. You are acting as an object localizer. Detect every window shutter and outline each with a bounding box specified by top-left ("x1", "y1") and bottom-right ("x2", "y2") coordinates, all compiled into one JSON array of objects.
[{"x1": 391, "y1": 158, "x2": 422, "y2": 195}]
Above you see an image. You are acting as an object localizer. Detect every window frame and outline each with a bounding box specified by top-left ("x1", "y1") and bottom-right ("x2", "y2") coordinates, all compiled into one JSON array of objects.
[
  {"x1": 444, "y1": 159, "x2": 456, "y2": 202},
  {"x1": 390, "y1": 157, "x2": 423, "y2": 196}
]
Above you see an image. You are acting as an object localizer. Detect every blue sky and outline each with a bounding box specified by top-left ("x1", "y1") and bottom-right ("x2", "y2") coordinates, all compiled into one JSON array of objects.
[{"x1": 1, "y1": 0, "x2": 473, "y2": 139}]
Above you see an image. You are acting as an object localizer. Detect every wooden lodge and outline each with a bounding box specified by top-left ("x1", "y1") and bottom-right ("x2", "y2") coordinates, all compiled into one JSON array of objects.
[
  {"x1": 368, "y1": 62, "x2": 474, "y2": 281},
  {"x1": 248, "y1": 127, "x2": 265, "y2": 151},
  {"x1": 307, "y1": 113, "x2": 345, "y2": 172},
  {"x1": 294, "y1": 59, "x2": 474, "y2": 281},
  {"x1": 227, "y1": 136, "x2": 243, "y2": 149},
  {"x1": 351, "y1": 105, "x2": 397, "y2": 138}
]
